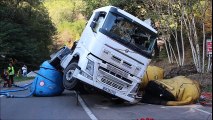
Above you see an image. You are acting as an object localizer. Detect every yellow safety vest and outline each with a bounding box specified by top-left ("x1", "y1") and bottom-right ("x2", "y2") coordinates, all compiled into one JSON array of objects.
[{"x1": 8, "y1": 66, "x2": 15, "y2": 75}]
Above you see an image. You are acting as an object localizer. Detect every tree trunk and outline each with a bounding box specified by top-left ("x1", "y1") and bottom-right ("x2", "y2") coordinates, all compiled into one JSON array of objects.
[
  {"x1": 202, "y1": 22, "x2": 206, "y2": 73},
  {"x1": 164, "y1": 37, "x2": 172, "y2": 63},
  {"x1": 192, "y1": 16, "x2": 201, "y2": 72},
  {"x1": 183, "y1": 14, "x2": 199, "y2": 72},
  {"x1": 180, "y1": 7, "x2": 185, "y2": 66}
]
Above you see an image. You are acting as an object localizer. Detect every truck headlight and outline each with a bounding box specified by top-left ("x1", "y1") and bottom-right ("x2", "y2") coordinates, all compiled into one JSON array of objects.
[
  {"x1": 85, "y1": 59, "x2": 94, "y2": 76},
  {"x1": 128, "y1": 83, "x2": 140, "y2": 98},
  {"x1": 130, "y1": 83, "x2": 140, "y2": 94}
]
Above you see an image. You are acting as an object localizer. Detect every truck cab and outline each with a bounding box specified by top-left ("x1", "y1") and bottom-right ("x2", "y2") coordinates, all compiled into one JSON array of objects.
[{"x1": 51, "y1": 6, "x2": 157, "y2": 103}]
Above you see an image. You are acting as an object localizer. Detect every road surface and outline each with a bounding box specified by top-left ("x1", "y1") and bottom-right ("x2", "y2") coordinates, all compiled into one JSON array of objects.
[{"x1": 0, "y1": 81, "x2": 212, "y2": 120}]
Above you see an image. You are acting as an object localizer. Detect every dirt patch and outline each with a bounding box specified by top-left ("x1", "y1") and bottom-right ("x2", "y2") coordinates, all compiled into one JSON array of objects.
[
  {"x1": 187, "y1": 73, "x2": 212, "y2": 92},
  {"x1": 150, "y1": 59, "x2": 212, "y2": 91},
  {"x1": 164, "y1": 64, "x2": 198, "y2": 78}
]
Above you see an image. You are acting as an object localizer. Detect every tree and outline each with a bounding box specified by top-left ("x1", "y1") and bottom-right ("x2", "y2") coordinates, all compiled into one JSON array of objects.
[
  {"x1": 44, "y1": 0, "x2": 86, "y2": 48},
  {"x1": 0, "y1": 0, "x2": 56, "y2": 69},
  {"x1": 82, "y1": 0, "x2": 110, "y2": 20},
  {"x1": 183, "y1": 0, "x2": 212, "y2": 73},
  {"x1": 82, "y1": 0, "x2": 146, "y2": 20},
  {"x1": 142, "y1": 0, "x2": 212, "y2": 73}
]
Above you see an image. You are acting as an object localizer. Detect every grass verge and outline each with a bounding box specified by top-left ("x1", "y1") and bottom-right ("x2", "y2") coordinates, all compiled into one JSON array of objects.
[{"x1": 14, "y1": 76, "x2": 35, "y2": 82}]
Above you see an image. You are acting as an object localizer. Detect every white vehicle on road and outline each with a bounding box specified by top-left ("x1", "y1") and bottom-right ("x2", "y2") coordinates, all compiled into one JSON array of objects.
[{"x1": 50, "y1": 6, "x2": 157, "y2": 103}]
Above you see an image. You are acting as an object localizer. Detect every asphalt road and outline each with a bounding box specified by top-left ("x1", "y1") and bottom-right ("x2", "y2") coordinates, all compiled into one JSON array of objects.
[{"x1": 0, "y1": 81, "x2": 212, "y2": 120}]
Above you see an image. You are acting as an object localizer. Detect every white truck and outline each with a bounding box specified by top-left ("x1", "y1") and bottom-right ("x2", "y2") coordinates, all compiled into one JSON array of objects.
[{"x1": 50, "y1": 6, "x2": 157, "y2": 103}]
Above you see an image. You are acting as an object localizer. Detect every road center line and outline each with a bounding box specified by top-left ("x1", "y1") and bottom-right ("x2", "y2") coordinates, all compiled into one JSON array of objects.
[{"x1": 77, "y1": 94, "x2": 98, "y2": 120}]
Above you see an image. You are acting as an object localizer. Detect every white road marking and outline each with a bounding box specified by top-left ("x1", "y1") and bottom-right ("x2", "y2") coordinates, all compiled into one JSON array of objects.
[
  {"x1": 166, "y1": 104, "x2": 202, "y2": 108},
  {"x1": 163, "y1": 104, "x2": 212, "y2": 115},
  {"x1": 193, "y1": 107, "x2": 212, "y2": 115},
  {"x1": 0, "y1": 95, "x2": 4, "y2": 97},
  {"x1": 77, "y1": 94, "x2": 98, "y2": 120}
]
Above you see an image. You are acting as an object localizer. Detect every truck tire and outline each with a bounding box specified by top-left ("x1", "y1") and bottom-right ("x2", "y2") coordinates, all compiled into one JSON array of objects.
[
  {"x1": 63, "y1": 61, "x2": 79, "y2": 90},
  {"x1": 63, "y1": 61, "x2": 90, "y2": 94}
]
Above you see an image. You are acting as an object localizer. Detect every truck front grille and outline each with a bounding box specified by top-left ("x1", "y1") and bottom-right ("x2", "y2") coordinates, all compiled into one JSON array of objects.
[
  {"x1": 111, "y1": 55, "x2": 121, "y2": 63},
  {"x1": 99, "y1": 66, "x2": 132, "y2": 84},
  {"x1": 107, "y1": 64, "x2": 128, "y2": 78},
  {"x1": 101, "y1": 78, "x2": 123, "y2": 90}
]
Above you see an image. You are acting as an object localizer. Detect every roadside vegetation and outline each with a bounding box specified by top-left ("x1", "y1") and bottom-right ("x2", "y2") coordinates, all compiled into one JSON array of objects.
[
  {"x1": 0, "y1": 0, "x2": 56, "y2": 70},
  {"x1": 14, "y1": 76, "x2": 34, "y2": 82}
]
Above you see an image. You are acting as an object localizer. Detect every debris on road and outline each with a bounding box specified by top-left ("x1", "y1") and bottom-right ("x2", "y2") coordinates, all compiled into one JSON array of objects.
[
  {"x1": 199, "y1": 92, "x2": 212, "y2": 107},
  {"x1": 141, "y1": 76, "x2": 201, "y2": 106},
  {"x1": 140, "y1": 66, "x2": 164, "y2": 90},
  {"x1": 0, "y1": 61, "x2": 64, "y2": 98}
]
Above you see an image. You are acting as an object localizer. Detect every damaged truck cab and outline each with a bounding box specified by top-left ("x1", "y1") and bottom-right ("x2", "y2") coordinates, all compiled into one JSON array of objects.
[{"x1": 50, "y1": 6, "x2": 157, "y2": 103}]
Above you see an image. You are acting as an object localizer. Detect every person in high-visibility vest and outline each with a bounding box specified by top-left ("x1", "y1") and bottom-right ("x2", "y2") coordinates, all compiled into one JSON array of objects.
[{"x1": 7, "y1": 62, "x2": 15, "y2": 87}]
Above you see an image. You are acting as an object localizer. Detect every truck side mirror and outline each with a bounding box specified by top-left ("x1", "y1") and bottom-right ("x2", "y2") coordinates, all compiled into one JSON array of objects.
[
  {"x1": 90, "y1": 21, "x2": 97, "y2": 30},
  {"x1": 90, "y1": 12, "x2": 100, "y2": 30}
]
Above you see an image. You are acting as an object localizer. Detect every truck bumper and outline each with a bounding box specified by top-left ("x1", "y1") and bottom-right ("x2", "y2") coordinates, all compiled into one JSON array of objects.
[{"x1": 73, "y1": 68, "x2": 141, "y2": 104}]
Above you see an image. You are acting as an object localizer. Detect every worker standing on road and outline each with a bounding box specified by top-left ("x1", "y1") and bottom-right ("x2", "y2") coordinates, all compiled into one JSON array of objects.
[{"x1": 7, "y1": 62, "x2": 15, "y2": 86}]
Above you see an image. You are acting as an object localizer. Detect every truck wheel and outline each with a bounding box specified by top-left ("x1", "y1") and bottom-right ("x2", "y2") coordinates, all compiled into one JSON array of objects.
[{"x1": 63, "y1": 61, "x2": 79, "y2": 90}]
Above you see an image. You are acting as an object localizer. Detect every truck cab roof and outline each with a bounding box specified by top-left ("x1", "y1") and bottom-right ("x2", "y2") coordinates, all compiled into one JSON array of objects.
[{"x1": 94, "y1": 6, "x2": 157, "y2": 35}]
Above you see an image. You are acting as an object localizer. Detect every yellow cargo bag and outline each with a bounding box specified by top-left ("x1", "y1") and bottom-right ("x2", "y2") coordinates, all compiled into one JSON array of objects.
[
  {"x1": 142, "y1": 76, "x2": 201, "y2": 106},
  {"x1": 141, "y1": 66, "x2": 164, "y2": 90}
]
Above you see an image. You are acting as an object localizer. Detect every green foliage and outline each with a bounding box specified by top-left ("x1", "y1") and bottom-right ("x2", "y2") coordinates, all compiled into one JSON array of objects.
[
  {"x1": 0, "y1": 0, "x2": 56, "y2": 70},
  {"x1": 44, "y1": 0, "x2": 85, "y2": 24},
  {"x1": 14, "y1": 76, "x2": 35, "y2": 82},
  {"x1": 44, "y1": 0, "x2": 86, "y2": 46},
  {"x1": 109, "y1": 0, "x2": 145, "y2": 19},
  {"x1": 58, "y1": 20, "x2": 86, "y2": 41},
  {"x1": 82, "y1": 0, "x2": 110, "y2": 19},
  {"x1": 82, "y1": 0, "x2": 145, "y2": 20}
]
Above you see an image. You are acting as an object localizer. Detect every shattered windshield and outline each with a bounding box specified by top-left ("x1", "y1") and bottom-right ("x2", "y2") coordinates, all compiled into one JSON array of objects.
[{"x1": 102, "y1": 13, "x2": 156, "y2": 54}]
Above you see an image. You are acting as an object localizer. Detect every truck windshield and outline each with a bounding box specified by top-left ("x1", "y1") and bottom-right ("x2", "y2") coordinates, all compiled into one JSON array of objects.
[{"x1": 102, "y1": 12, "x2": 157, "y2": 56}]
